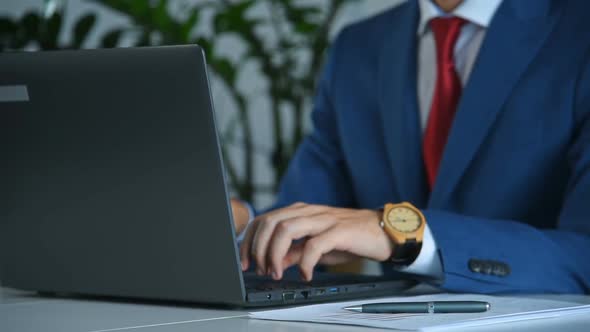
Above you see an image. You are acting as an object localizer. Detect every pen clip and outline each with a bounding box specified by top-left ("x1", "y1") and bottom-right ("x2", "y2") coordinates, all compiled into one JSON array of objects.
[{"x1": 428, "y1": 302, "x2": 435, "y2": 314}]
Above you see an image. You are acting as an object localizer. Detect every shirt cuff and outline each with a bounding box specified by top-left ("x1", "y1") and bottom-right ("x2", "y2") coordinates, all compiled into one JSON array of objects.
[
  {"x1": 394, "y1": 223, "x2": 444, "y2": 281},
  {"x1": 236, "y1": 200, "x2": 256, "y2": 242}
]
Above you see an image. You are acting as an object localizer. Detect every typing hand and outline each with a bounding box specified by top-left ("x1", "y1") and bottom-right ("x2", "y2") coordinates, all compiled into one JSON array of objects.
[
  {"x1": 230, "y1": 198, "x2": 251, "y2": 237},
  {"x1": 239, "y1": 203, "x2": 393, "y2": 281}
]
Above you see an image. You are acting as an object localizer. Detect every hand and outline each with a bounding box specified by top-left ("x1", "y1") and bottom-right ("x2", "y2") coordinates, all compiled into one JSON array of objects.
[
  {"x1": 239, "y1": 202, "x2": 393, "y2": 281},
  {"x1": 230, "y1": 198, "x2": 251, "y2": 236}
]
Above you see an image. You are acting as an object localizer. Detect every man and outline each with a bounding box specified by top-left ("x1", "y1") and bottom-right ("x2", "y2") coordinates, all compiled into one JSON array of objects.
[{"x1": 231, "y1": 0, "x2": 590, "y2": 294}]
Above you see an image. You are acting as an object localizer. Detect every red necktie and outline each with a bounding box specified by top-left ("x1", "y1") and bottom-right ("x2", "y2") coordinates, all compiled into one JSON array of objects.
[{"x1": 423, "y1": 17, "x2": 466, "y2": 189}]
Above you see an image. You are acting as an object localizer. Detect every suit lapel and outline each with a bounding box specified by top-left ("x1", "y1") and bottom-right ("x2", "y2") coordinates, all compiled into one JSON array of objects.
[
  {"x1": 429, "y1": 0, "x2": 561, "y2": 208},
  {"x1": 379, "y1": 0, "x2": 429, "y2": 208}
]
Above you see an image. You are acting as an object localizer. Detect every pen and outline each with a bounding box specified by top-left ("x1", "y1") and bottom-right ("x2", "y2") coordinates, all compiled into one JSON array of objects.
[{"x1": 344, "y1": 301, "x2": 491, "y2": 314}]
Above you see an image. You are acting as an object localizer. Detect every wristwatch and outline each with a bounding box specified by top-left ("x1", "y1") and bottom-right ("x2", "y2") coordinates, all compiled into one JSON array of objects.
[{"x1": 379, "y1": 202, "x2": 426, "y2": 265}]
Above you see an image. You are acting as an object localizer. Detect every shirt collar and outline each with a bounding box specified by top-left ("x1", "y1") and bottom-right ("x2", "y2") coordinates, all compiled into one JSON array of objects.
[{"x1": 417, "y1": 0, "x2": 504, "y2": 35}]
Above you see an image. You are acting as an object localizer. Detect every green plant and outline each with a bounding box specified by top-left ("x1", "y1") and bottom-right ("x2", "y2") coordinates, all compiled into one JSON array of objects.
[
  {"x1": 0, "y1": 2, "x2": 122, "y2": 50},
  {"x1": 0, "y1": 0, "x2": 355, "y2": 206}
]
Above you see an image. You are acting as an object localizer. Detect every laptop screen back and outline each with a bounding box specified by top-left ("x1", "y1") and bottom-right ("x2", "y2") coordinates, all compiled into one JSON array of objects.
[{"x1": 0, "y1": 46, "x2": 246, "y2": 305}]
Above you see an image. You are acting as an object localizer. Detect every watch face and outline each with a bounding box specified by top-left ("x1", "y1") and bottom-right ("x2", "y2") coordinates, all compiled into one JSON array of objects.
[{"x1": 386, "y1": 207, "x2": 422, "y2": 233}]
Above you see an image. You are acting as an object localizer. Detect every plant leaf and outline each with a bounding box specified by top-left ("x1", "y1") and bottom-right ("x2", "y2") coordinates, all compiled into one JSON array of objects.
[
  {"x1": 0, "y1": 17, "x2": 18, "y2": 50},
  {"x1": 211, "y1": 57, "x2": 237, "y2": 85},
  {"x1": 195, "y1": 37, "x2": 212, "y2": 57},
  {"x1": 72, "y1": 13, "x2": 96, "y2": 48},
  {"x1": 41, "y1": 12, "x2": 62, "y2": 49},
  {"x1": 213, "y1": 0, "x2": 256, "y2": 33},
  {"x1": 0, "y1": 17, "x2": 17, "y2": 35},
  {"x1": 181, "y1": 9, "x2": 199, "y2": 42},
  {"x1": 100, "y1": 28, "x2": 123, "y2": 48},
  {"x1": 20, "y1": 12, "x2": 41, "y2": 42},
  {"x1": 294, "y1": 21, "x2": 318, "y2": 34}
]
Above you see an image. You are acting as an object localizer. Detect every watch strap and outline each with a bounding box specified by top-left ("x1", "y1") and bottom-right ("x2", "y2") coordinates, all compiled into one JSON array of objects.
[{"x1": 390, "y1": 239, "x2": 422, "y2": 266}]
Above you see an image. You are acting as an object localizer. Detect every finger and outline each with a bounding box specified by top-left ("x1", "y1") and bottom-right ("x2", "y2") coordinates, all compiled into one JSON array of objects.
[
  {"x1": 318, "y1": 251, "x2": 358, "y2": 265},
  {"x1": 241, "y1": 204, "x2": 306, "y2": 273},
  {"x1": 282, "y1": 245, "x2": 353, "y2": 271},
  {"x1": 230, "y1": 199, "x2": 250, "y2": 235},
  {"x1": 251, "y1": 204, "x2": 330, "y2": 274},
  {"x1": 299, "y1": 226, "x2": 350, "y2": 281},
  {"x1": 268, "y1": 213, "x2": 337, "y2": 280},
  {"x1": 282, "y1": 241, "x2": 305, "y2": 269},
  {"x1": 239, "y1": 218, "x2": 261, "y2": 272}
]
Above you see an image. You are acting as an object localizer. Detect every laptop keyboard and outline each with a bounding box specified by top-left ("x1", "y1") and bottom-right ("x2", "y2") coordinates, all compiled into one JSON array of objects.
[{"x1": 244, "y1": 272, "x2": 387, "y2": 291}]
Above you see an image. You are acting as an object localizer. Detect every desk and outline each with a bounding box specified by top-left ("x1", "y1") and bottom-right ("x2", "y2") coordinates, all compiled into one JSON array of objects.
[{"x1": 2, "y1": 286, "x2": 590, "y2": 332}]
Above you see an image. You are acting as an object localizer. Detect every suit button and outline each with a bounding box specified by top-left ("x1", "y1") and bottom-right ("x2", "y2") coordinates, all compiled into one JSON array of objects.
[
  {"x1": 492, "y1": 263, "x2": 511, "y2": 277},
  {"x1": 468, "y1": 259, "x2": 482, "y2": 273},
  {"x1": 469, "y1": 259, "x2": 511, "y2": 277},
  {"x1": 480, "y1": 261, "x2": 493, "y2": 275}
]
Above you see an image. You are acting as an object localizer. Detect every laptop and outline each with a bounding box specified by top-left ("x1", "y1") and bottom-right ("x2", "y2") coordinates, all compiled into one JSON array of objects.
[{"x1": 0, "y1": 45, "x2": 415, "y2": 307}]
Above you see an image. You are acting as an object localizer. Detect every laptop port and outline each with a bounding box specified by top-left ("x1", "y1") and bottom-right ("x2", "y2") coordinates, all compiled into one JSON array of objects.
[
  {"x1": 328, "y1": 287, "x2": 340, "y2": 294},
  {"x1": 358, "y1": 284, "x2": 376, "y2": 291},
  {"x1": 282, "y1": 292, "x2": 296, "y2": 301},
  {"x1": 300, "y1": 291, "x2": 309, "y2": 299},
  {"x1": 314, "y1": 288, "x2": 326, "y2": 295}
]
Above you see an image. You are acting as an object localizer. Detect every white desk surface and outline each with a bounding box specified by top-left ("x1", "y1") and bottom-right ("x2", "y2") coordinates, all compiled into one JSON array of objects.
[{"x1": 2, "y1": 286, "x2": 590, "y2": 332}]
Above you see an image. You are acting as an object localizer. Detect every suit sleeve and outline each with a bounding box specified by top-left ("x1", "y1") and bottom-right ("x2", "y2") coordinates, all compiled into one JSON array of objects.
[
  {"x1": 269, "y1": 34, "x2": 356, "y2": 211},
  {"x1": 425, "y1": 54, "x2": 590, "y2": 294}
]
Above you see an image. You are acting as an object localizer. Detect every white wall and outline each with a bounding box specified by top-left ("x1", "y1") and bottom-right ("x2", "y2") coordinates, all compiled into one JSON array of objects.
[{"x1": 1, "y1": 0, "x2": 405, "y2": 208}]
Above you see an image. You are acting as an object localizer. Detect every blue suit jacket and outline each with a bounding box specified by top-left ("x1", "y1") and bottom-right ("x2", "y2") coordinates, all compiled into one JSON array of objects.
[{"x1": 269, "y1": 0, "x2": 590, "y2": 294}]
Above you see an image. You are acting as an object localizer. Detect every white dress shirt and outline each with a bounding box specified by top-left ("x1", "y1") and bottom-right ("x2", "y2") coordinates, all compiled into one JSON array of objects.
[{"x1": 397, "y1": 0, "x2": 503, "y2": 280}]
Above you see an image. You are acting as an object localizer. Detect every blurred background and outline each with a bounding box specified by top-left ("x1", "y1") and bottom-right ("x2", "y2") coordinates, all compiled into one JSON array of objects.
[{"x1": 0, "y1": 0, "x2": 402, "y2": 210}]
